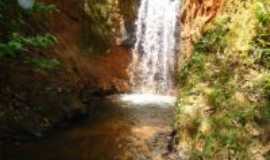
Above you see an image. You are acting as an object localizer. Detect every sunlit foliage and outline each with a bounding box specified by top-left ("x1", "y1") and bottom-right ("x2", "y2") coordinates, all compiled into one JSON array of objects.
[{"x1": 176, "y1": 0, "x2": 270, "y2": 159}]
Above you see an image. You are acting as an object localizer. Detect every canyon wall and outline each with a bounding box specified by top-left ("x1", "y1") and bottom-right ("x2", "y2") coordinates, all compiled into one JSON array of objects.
[{"x1": 42, "y1": 0, "x2": 137, "y2": 93}]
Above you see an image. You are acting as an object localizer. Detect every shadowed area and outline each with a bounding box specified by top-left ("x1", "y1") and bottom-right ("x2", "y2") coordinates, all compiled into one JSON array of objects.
[{"x1": 3, "y1": 95, "x2": 175, "y2": 160}]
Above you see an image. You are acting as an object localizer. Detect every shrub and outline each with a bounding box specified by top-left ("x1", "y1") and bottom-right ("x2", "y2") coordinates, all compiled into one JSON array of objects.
[
  {"x1": 176, "y1": 1, "x2": 270, "y2": 159},
  {"x1": 195, "y1": 19, "x2": 229, "y2": 53},
  {"x1": 252, "y1": 0, "x2": 270, "y2": 69},
  {"x1": 27, "y1": 58, "x2": 61, "y2": 71},
  {"x1": 0, "y1": 0, "x2": 58, "y2": 70},
  {"x1": 178, "y1": 51, "x2": 205, "y2": 86}
]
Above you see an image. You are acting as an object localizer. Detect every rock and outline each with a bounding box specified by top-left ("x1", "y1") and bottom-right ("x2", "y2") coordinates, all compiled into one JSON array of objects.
[
  {"x1": 63, "y1": 96, "x2": 88, "y2": 120},
  {"x1": 113, "y1": 79, "x2": 130, "y2": 93}
]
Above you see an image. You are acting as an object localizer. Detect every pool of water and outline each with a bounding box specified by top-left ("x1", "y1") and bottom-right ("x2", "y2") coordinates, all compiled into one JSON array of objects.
[{"x1": 2, "y1": 94, "x2": 176, "y2": 160}]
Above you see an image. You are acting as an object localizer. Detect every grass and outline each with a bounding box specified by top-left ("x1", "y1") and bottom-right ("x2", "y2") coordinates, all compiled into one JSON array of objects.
[{"x1": 176, "y1": 0, "x2": 270, "y2": 159}]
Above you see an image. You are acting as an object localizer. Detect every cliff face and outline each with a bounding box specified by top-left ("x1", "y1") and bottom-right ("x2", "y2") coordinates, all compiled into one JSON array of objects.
[{"x1": 42, "y1": 0, "x2": 136, "y2": 93}]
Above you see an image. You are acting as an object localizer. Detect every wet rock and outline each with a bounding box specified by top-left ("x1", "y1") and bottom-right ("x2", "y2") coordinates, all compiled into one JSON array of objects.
[{"x1": 122, "y1": 23, "x2": 136, "y2": 48}]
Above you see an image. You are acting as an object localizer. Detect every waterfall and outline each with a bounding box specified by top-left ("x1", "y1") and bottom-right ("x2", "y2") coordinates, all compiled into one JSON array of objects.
[{"x1": 129, "y1": 0, "x2": 180, "y2": 95}]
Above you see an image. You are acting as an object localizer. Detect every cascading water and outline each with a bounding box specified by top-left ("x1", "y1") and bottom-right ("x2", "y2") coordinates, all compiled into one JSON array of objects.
[{"x1": 129, "y1": 0, "x2": 181, "y2": 95}]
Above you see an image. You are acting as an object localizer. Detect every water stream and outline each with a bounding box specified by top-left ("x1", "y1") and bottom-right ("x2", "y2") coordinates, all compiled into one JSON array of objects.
[{"x1": 4, "y1": 96, "x2": 176, "y2": 160}]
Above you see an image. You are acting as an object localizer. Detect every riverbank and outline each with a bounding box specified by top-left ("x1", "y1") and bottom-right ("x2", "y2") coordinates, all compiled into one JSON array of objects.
[{"x1": 175, "y1": 0, "x2": 270, "y2": 159}]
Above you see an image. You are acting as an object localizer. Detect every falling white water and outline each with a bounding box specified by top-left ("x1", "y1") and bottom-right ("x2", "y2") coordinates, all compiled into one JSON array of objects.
[{"x1": 129, "y1": 0, "x2": 180, "y2": 95}]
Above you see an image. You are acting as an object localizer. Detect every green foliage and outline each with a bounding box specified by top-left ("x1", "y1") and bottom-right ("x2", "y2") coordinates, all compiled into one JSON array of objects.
[
  {"x1": 255, "y1": 74, "x2": 270, "y2": 122},
  {"x1": 195, "y1": 19, "x2": 229, "y2": 53},
  {"x1": 178, "y1": 52, "x2": 205, "y2": 86},
  {"x1": 176, "y1": 1, "x2": 270, "y2": 159},
  {"x1": 32, "y1": 2, "x2": 58, "y2": 13},
  {"x1": 82, "y1": 0, "x2": 118, "y2": 54},
  {"x1": 0, "y1": 33, "x2": 57, "y2": 58},
  {"x1": 252, "y1": 0, "x2": 270, "y2": 69},
  {"x1": 12, "y1": 33, "x2": 57, "y2": 49},
  {"x1": 0, "y1": 39, "x2": 24, "y2": 58},
  {"x1": 207, "y1": 88, "x2": 227, "y2": 109},
  {"x1": 0, "y1": 0, "x2": 58, "y2": 70},
  {"x1": 260, "y1": 74, "x2": 270, "y2": 97},
  {"x1": 260, "y1": 101, "x2": 270, "y2": 121},
  {"x1": 27, "y1": 58, "x2": 61, "y2": 71},
  {"x1": 256, "y1": 1, "x2": 270, "y2": 26}
]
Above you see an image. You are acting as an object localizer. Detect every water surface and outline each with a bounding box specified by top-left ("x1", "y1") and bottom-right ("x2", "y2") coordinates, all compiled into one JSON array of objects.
[{"x1": 3, "y1": 95, "x2": 175, "y2": 160}]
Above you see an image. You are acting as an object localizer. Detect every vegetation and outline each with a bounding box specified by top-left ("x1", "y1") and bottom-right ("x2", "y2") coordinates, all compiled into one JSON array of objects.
[
  {"x1": 82, "y1": 0, "x2": 136, "y2": 53},
  {"x1": 82, "y1": 0, "x2": 119, "y2": 53},
  {"x1": 0, "y1": 0, "x2": 59, "y2": 70},
  {"x1": 1, "y1": 0, "x2": 270, "y2": 159},
  {"x1": 176, "y1": 0, "x2": 270, "y2": 159}
]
